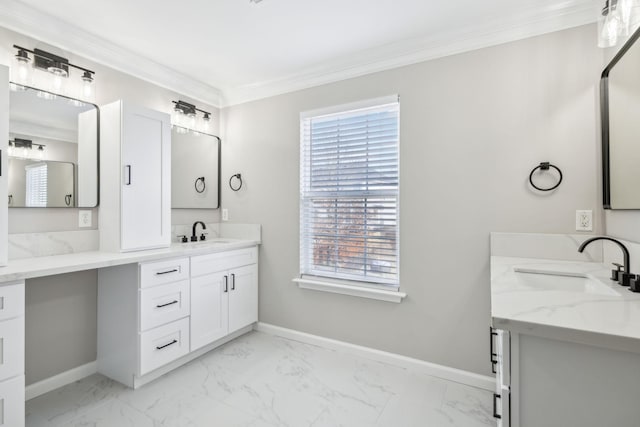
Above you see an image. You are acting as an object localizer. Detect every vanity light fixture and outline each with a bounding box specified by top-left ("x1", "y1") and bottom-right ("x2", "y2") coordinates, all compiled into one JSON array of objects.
[
  {"x1": 171, "y1": 100, "x2": 213, "y2": 135},
  {"x1": 11, "y1": 45, "x2": 96, "y2": 101},
  {"x1": 8, "y1": 138, "x2": 45, "y2": 160}
]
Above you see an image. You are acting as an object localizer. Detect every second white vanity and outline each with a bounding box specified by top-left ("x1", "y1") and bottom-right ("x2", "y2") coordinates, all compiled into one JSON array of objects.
[{"x1": 490, "y1": 233, "x2": 640, "y2": 427}]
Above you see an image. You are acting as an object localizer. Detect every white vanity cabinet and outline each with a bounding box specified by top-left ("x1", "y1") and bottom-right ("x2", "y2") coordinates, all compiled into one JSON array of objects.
[
  {"x1": 0, "y1": 281, "x2": 25, "y2": 427},
  {"x1": 490, "y1": 328, "x2": 510, "y2": 427},
  {"x1": 98, "y1": 258, "x2": 191, "y2": 388},
  {"x1": 98, "y1": 246, "x2": 259, "y2": 389},
  {"x1": 190, "y1": 247, "x2": 258, "y2": 351},
  {"x1": 99, "y1": 100, "x2": 171, "y2": 252}
]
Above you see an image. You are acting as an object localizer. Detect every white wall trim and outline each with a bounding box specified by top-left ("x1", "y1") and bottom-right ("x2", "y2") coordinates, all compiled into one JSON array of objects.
[
  {"x1": 25, "y1": 361, "x2": 97, "y2": 400},
  {"x1": 293, "y1": 277, "x2": 406, "y2": 303},
  {"x1": 0, "y1": 0, "x2": 222, "y2": 108},
  {"x1": 254, "y1": 322, "x2": 495, "y2": 391}
]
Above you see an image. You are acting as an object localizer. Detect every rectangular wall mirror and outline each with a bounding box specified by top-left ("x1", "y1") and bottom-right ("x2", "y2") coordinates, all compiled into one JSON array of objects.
[
  {"x1": 171, "y1": 129, "x2": 220, "y2": 209},
  {"x1": 8, "y1": 85, "x2": 99, "y2": 208},
  {"x1": 601, "y1": 26, "x2": 640, "y2": 209}
]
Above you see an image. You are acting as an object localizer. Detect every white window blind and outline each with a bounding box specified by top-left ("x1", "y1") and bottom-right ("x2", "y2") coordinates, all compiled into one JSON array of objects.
[
  {"x1": 300, "y1": 96, "x2": 399, "y2": 287},
  {"x1": 25, "y1": 163, "x2": 48, "y2": 207}
]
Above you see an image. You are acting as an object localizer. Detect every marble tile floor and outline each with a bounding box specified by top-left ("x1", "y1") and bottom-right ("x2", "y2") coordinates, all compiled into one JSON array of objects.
[{"x1": 26, "y1": 331, "x2": 495, "y2": 427}]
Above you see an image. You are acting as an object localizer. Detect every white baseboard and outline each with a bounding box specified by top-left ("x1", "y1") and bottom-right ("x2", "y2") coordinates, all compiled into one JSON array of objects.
[
  {"x1": 254, "y1": 322, "x2": 495, "y2": 391},
  {"x1": 26, "y1": 361, "x2": 98, "y2": 400}
]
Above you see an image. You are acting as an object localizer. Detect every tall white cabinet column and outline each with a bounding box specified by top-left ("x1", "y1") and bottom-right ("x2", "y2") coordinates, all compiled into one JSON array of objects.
[
  {"x1": 0, "y1": 66, "x2": 9, "y2": 266},
  {"x1": 100, "y1": 101, "x2": 171, "y2": 252}
]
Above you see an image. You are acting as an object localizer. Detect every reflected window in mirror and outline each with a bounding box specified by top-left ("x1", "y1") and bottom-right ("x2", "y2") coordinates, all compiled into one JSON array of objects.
[{"x1": 8, "y1": 84, "x2": 99, "y2": 207}]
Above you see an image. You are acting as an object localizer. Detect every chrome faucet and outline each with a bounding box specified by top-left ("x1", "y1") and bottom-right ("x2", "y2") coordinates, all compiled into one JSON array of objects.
[
  {"x1": 578, "y1": 236, "x2": 633, "y2": 286},
  {"x1": 191, "y1": 221, "x2": 207, "y2": 242}
]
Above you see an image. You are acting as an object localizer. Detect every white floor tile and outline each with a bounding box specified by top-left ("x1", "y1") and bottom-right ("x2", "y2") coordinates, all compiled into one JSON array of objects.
[{"x1": 26, "y1": 331, "x2": 495, "y2": 427}]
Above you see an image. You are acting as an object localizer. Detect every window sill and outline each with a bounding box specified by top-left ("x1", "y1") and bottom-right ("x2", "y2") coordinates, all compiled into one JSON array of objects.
[{"x1": 292, "y1": 277, "x2": 407, "y2": 303}]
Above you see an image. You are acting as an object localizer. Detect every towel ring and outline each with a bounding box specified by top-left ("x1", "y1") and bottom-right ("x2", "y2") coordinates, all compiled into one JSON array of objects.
[
  {"x1": 529, "y1": 162, "x2": 562, "y2": 192},
  {"x1": 229, "y1": 173, "x2": 243, "y2": 191},
  {"x1": 195, "y1": 177, "x2": 206, "y2": 193}
]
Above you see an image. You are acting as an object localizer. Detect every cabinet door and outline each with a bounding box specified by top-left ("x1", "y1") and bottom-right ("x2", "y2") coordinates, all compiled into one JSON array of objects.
[
  {"x1": 191, "y1": 272, "x2": 229, "y2": 351},
  {"x1": 228, "y1": 264, "x2": 258, "y2": 333},
  {"x1": 120, "y1": 103, "x2": 170, "y2": 251}
]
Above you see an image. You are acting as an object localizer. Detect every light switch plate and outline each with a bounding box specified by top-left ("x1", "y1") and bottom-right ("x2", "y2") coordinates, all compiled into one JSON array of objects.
[
  {"x1": 576, "y1": 210, "x2": 593, "y2": 231},
  {"x1": 79, "y1": 210, "x2": 92, "y2": 228},
  {"x1": 222, "y1": 209, "x2": 229, "y2": 221}
]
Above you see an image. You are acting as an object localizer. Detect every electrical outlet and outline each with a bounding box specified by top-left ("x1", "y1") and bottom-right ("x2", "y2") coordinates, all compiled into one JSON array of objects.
[
  {"x1": 222, "y1": 208, "x2": 229, "y2": 221},
  {"x1": 576, "y1": 210, "x2": 593, "y2": 231},
  {"x1": 79, "y1": 210, "x2": 92, "y2": 228}
]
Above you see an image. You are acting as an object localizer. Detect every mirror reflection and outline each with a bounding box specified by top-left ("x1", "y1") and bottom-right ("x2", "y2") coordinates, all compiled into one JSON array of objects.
[
  {"x1": 171, "y1": 129, "x2": 220, "y2": 209},
  {"x1": 602, "y1": 27, "x2": 640, "y2": 209},
  {"x1": 8, "y1": 85, "x2": 99, "y2": 208}
]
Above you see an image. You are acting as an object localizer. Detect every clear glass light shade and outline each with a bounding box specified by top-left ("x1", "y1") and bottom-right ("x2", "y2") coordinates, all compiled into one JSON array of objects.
[
  {"x1": 187, "y1": 112, "x2": 196, "y2": 129},
  {"x1": 12, "y1": 53, "x2": 32, "y2": 86},
  {"x1": 36, "y1": 146, "x2": 45, "y2": 161},
  {"x1": 7, "y1": 142, "x2": 14, "y2": 157},
  {"x1": 81, "y1": 72, "x2": 95, "y2": 102},
  {"x1": 172, "y1": 107, "x2": 185, "y2": 128},
  {"x1": 598, "y1": 0, "x2": 640, "y2": 48}
]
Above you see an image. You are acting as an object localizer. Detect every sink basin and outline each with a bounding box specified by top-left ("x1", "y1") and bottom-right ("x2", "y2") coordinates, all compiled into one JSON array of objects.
[
  {"x1": 173, "y1": 239, "x2": 236, "y2": 247},
  {"x1": 513, "y1": 268, "x2": 619, "y2": 296}
]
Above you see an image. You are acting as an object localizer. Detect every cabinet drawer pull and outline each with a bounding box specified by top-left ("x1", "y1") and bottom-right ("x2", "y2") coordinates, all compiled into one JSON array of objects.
[
  {"x1": 125, "y1": 165, "x2": 132, "y2": 185},
  {"x1": 493, "y1": 393, "x2": 502, "y2": 419},
  {"x1": 224, "y1": 275, "x2": 228, "y2": 293},
  {"x1": 156, "y1": 300, "x2": 178, "y2": 308},
  {"x1": 156, "y1": 269, "x2": 178, "y2": 276},
  {"x1": 156, "y1": 339, "x2": 178, "y2": 350},
  {"x1": 490, "y1": 327, "x2": 498, "y2": 371},
  {"x1": 231, "y1": 273, "x2": 235, "y2": 290}
]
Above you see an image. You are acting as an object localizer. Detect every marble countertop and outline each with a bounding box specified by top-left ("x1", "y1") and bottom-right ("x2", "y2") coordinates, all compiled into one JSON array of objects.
[
  {"x1": 491, "y1": 256, "x2": 640, "y2": 353},
  {"x1": 0, "y1": 239, "x2": 259, "y2": 283}
]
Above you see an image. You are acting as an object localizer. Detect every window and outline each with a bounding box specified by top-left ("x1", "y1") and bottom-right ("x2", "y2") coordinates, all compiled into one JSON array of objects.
[
  {"x1": 300, "y1": 96, "x2": 399, "y2": 289},
  {"x1": 25, "y1": 163, "x2": 48, "y2": 207}
]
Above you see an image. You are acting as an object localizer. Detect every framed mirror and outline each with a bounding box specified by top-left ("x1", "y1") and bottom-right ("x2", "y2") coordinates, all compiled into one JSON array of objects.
[
  {"x1": 8, "y1": 84, "x2": 99, "y2": 208},
  {"x1": 171, "y1": 129, "x2": 220, "y2": 209},
  {"x1": 601, "y1": 26, "x2": 640, "y2": 209}
]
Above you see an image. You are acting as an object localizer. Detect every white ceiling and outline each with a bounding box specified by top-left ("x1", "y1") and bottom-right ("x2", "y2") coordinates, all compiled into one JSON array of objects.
[{"x1": 1, "y1": 0, "x2": 596, "y2": 106}]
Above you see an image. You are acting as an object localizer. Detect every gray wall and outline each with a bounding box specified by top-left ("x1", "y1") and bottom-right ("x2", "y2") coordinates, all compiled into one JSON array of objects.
[
  {"x1": 25, "y1": 270, "x2": 97, "y2": 384},
  {"x1": 220, "y1": 24, "x2": 602, "y2": 376}
]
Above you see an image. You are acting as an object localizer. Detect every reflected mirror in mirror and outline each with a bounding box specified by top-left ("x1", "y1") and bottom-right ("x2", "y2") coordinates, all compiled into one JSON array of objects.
[
  {"x1": 171, "y1": 129, "x2": 220, "y2": 209},
  {"x1": 8, "y1": 84, "x2": 99, "y2": 208},
  {"x1": 602, "y1": 26, "x2": 640, "y2": 209}
]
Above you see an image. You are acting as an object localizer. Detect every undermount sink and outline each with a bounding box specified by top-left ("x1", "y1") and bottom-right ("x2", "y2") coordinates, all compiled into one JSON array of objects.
[{"x1": 513, "y1": 268, "x2": 619, "y2": 297}]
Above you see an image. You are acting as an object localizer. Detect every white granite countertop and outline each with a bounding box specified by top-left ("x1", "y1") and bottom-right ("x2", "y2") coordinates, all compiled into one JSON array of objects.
[
  {"x1": 491, "y1": 256, "x2": 640, "y2": 354},
  {"x1": 0, "y1": 238, "x2": 259, "y2": 283}
]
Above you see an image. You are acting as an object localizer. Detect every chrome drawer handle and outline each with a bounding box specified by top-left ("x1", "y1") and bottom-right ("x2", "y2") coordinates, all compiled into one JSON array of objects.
[
  {"x1": 156, "y1": 339, "x2": 178, "y2": 350},
  {"x1": 156, "y1": 300, "x2": 178, "y2": 308},
  {"x1": 156, "y1": 269, "x2": 178, "y2": 275}
]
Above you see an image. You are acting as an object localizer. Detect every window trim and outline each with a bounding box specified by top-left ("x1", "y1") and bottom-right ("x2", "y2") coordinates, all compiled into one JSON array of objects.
[{"x1": 299, "y1": 95, "x2": 401, "y2": 292}]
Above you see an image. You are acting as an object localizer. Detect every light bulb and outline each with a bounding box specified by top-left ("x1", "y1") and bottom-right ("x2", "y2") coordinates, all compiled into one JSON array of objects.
[
  {"x1": 52, "y1": 74, "x2": 63, "y2": 91},
  {"x1": 202, "y1": 113, "x2": 211, "y2": 133},
  {"x1": 21, "y1": 146, "x2": 29, "y2": 159},
  {"x1": 13, "y1": 49, "x2": 32, "y2": 85},
  {"x1": 36, "y1": 145, "x2": 44, "y2": 161},
  {"x1": 81, "y1": 71, "x2": 94, "y2": 101},
  {"x1": 187, "y1": 112, "x2": 196, "y2": 129}
]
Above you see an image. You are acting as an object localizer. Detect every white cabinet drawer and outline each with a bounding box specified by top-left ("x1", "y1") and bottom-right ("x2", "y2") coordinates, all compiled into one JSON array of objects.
[
  {"x1": 139, "y1": 317, "x2": 189, "y2": 375},
  {"x1": 0, "y1": 375, "x2": 24, "y2": 427},
  {"x1": 140, "y1": 258, "x2": 189, "y2": 288},
  {"x1": 0, "y1": 282, "x2": 24, "y2": 321},
  {"x1": 139, "y1": 280, "x2": 190, "y2": 332},
  {"x1": 0, "y1": 317, "x2": 24, "y2": 382},
  {"x1": 191, "y1": 247, "x2": 257, "y2": 277}
]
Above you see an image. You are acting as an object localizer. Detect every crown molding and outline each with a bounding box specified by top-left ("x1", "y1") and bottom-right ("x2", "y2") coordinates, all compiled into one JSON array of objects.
[
  {"x1": 0, "y1": 0, "x2": 223, "y2": 108},
  {"x1": 220, "y1": 2, "x2": 597, "y2": 106},
  {"x1": 0, "y1": 0, "x2": 597, "y2": 109}
]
